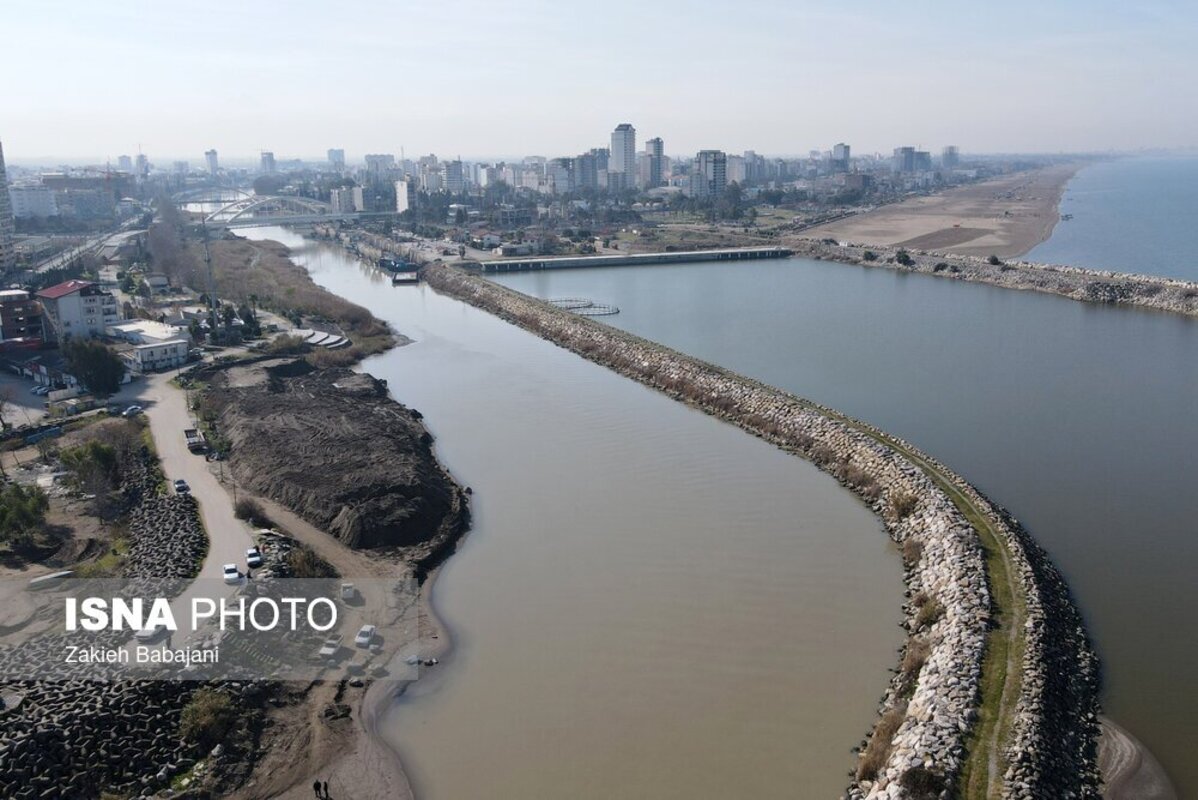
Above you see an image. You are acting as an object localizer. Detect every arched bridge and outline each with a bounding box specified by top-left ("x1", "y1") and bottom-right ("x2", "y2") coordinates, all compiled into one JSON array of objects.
[{"x1": 192, "y1": 195, "x2": 398, "y2": 229}]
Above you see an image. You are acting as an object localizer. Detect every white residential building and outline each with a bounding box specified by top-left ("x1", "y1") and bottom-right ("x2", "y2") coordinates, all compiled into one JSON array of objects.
[
  {"x1": 36, "y1": 279, "x2": 121, "y2": 340},
  {"x1": 120, "y1": 339, "x2": 190, "y2": 373},
  {"x1": 9, "y1": 186, "x2": 58, "y2": 218},
  {"x1": 395, "y1": 179, "x2": 415, "y2": 213},
  {"x1": 106, "y1": 319, "x2": 192, "y2": 346}
]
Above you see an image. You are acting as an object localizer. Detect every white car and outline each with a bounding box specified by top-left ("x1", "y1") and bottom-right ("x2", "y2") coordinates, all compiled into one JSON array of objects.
[
  {"x1": 134, "y1": 623, "x2": 168, "y2": 643},
  {"x1": 354, "y1": 624, "x2": 377, "y2": 648},
  {"x1": 123, "y1": 405, "x2": 143, "y2": 418},
  {"x1": 222, "y1": 563, "x2": 240, "y2": 584},
  {"x1": 245, "y1": 547, "x2": 263, "y2": 569}
]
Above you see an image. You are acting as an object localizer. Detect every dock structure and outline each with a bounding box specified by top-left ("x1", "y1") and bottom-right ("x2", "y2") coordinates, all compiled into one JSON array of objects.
[{"x1": 477, "y1": 246, "x2": 792, "y2": 273}]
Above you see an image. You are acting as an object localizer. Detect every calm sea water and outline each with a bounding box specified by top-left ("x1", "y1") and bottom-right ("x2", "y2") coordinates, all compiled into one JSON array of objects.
[
  {"x1": 495, "y1": 258, "x2": 1198, "y2": 794},
  {"x1": 1026, "y1": 156, "x2": 1198, "y2": 280},
  {"x1": 241, "y1": 227, "x2": 904, "y2": 799}
]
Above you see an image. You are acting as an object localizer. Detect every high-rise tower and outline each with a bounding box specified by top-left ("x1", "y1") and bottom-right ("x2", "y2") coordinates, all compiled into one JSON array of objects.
[
  {"x1": 610, "y1": 123, "x2": 637, "y2": 191},
  {"x1": 0, "y1": 140, "x2": 15, "y2": 270}
]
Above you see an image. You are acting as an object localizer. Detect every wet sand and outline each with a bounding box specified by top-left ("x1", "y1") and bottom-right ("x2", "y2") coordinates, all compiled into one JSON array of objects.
[
  {"x1": 1099, "y1": 717, "x2": 1177, "y2": 800},
  {"x1": 803, "y1": 164, "x2": 1083, "y2": 258}
]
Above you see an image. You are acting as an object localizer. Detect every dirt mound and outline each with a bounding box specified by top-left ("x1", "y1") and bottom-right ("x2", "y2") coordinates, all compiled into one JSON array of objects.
[{"x1": 210, "y1": 362, "x2": 466, "y2": 554}]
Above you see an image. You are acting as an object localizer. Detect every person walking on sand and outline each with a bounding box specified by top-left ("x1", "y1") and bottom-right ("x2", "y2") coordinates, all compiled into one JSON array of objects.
[
  {"x1": 323, "y1": 780, "x2": 330, "y2": 798},
  {"x1": 313, "y1": 779, "x2": 321, "y2": 797}
]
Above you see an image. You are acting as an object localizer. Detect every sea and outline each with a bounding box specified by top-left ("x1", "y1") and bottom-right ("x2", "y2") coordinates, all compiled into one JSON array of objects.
[{"x1": 1026, "y1": 155, "x2": 1198, "y2": 281}]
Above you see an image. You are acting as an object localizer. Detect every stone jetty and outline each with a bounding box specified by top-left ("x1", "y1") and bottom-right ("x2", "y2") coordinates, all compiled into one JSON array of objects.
[
  {"x1": 424, "y1": 263, "x2": 1102, "y2": 799},
  {"x1": 790, "y1": 238, "x2": 1198, "y2": 319}
]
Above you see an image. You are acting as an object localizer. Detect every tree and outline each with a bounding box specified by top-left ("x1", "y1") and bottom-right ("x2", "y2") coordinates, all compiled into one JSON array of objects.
[
  {"x1": 62, "y1": 338, "x2": 126, "y2": 396},
  {"x1": 0, "y1": 386, "x2": 15, "y2": 432},
  {"x1": 0, "y1": 484, "x2": 49, "y2": 552},
  {"x1": 895, "y1": 249, "x2": 914, "y2": 267},
  {"x1": 221, "y1": 304, "x2": 237, "y2": 328}
]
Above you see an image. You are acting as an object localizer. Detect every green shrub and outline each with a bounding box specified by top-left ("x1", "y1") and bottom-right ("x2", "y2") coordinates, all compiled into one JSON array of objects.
[
  {"x1": 180, "y1": 688, "x2": 236, "y2": 749},
  {"x1": 900, "y1": 765, "x2": 947, "y2": 799},
  {"x1": 234, "y1": 497, "x2": 271, "y2": 527}
]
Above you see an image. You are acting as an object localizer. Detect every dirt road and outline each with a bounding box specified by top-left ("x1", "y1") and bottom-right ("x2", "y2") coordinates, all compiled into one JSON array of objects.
[{"x1": 130, "y1": 370, "x2": 254, "y2": 581}]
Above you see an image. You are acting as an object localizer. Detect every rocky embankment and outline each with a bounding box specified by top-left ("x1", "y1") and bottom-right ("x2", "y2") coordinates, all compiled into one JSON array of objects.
[
  {"x1": 424, "y1": 263, "x2": 1101, "y2": 799},
  {"x1": 200, "y1": 359, "x2": 468, "y2": 569},
  {"x1": 0, "y1": 442, "x2": 229, "y2": 799},
  {"x1": 789, "y1": 238, "x2": 1198, "y2": 318}
]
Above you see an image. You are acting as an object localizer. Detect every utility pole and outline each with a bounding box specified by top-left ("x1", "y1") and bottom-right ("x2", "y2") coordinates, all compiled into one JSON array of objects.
[{"x1": 201, "y1": 219, "x2": 217, "y2": 339}]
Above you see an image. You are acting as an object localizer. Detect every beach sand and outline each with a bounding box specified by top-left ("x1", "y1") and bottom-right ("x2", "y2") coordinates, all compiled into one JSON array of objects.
[{"x1": 803, "y1": 164, "x2": 1082, "y2": 259}]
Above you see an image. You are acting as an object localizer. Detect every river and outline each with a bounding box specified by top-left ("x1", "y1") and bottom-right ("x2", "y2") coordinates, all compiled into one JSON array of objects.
[
  {"x1": 239, "y1": 226, "x2": 905, "y2": 798},
  {"x1": 493, "y1": 256, "x2": 1198, "y2": 794}
]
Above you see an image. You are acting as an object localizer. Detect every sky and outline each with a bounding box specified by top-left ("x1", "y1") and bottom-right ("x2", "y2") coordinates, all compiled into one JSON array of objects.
[{"x1": 2, "y1": 0, "x2": 1196, "y2": 165}]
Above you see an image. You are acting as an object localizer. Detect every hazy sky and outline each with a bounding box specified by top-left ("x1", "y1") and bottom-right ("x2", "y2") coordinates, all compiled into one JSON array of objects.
[{"x1": 3, "y1": 0, "x2": 1196, "y2": 164}]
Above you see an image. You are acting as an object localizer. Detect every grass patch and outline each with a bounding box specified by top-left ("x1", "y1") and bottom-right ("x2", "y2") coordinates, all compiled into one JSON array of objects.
[
  {"x1": 818, "y1": 411, "x2": 1025, "y2": 799},
  {"x1": 856, "y1": 702, "x2": 907, "y2": 781},
  {"x1": 180, "y1": 688, "x2": 236, "y2": 750},
  {"x1": 914, "y1": 597, "x2": 945, "y2": 630},
  {"x1": 76, "y1": 535, "x2": 129, "y2": 577}
]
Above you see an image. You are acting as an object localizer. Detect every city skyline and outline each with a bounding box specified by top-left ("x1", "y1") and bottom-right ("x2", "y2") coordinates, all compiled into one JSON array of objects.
[{"x1": 3, "y1": 1, "x2": 1197, "y2": 161}]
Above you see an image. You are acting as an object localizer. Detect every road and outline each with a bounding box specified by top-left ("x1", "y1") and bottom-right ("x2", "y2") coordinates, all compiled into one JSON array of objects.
[
  {"x1": 130, "y1": 370, "x2": 254, "y2": 583},
  {"x1": 27, "y1": 217, "x2": 145, "y2": 276}
]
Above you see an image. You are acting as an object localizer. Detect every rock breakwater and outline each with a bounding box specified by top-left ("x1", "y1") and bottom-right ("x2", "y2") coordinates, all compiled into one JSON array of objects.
[
  {"x1": 424, "y1": 263, "x2": 1101, "y2": 798},
  {"x1": 789, "y1": 238, "x2": 1198, "y2": 318},
  {"x1": 0, "y1": 440, "x2": 223, "y2": 798}
]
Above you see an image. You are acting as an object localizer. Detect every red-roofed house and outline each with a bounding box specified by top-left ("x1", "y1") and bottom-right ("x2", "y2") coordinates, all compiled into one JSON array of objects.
[{"x1": 36, "y1": 279, "x2": 121, "y2": 340}]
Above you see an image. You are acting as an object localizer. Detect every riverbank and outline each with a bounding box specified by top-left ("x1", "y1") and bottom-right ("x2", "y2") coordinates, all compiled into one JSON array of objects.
[
  {"x1": 424, "y1": 262, "x2": 1101, "y2": 799},
  {"x1": 177, "y1": 348, "x2": 469, "y2": 799},
  {"x1": 786, "y1": 238, "x2": 1198, "y2": 319},
  {"x1": 801, "y1": 164, "x2": 1084, "y2": 259}
]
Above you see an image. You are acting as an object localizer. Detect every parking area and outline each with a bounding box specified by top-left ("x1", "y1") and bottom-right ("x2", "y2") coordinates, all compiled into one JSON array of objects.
[{"x1": 0, "y1": 369, "x2": 50, "y2": 428}]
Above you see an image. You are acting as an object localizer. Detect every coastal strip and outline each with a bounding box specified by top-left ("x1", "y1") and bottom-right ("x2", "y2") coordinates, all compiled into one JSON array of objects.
[
  {"x1": 787, "y1": 238, "x2": 1198, "y2": 319},
  {"x1": 423, "y1": 262, "x2": 1102, "y2": 799}
]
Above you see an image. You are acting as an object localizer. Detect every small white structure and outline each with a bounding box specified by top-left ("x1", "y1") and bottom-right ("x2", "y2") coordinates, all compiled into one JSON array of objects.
[
  {"x1": 120, "y1": 339, "x2": 190, "y2": 373},
  {"x1": 107, "y1": 319, "x2": 192, "y2": 346}
]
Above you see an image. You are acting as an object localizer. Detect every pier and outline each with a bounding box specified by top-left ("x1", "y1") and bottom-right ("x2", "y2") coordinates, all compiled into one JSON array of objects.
[{"x1": 477, "y1": 246, "x2": 792, "y2": 273}]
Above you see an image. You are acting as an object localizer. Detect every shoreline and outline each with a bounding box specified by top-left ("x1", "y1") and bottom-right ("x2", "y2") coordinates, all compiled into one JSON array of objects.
[
  {"x1": 801, "y1": 163, "x2": 1087, "y2": 259},
  {"x1": 784, "y1": 238, "x2": 1198, "y2": 319},
  {"x1": 1016, "y1": 163, "x2": 1080, "y2": 258}
]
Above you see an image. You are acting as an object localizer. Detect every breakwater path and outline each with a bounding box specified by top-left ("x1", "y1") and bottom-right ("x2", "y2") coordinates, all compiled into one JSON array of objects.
[
  {"x1": 425, "y1": 263, "x2": 1102, "y2": 799},
  {"x1": 789, "y1": 238, "x2": 1198, "y2": 319}
]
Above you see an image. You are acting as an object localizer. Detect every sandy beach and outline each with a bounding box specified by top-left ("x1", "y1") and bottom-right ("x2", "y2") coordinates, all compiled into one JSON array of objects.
[{"x1": 803, "y1": 163, "x2": 1083, "y2": 259}]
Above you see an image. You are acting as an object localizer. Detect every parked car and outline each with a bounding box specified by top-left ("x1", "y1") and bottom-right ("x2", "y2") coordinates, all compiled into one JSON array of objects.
[
  {"x1": 318, "y1": 634, "x2": 342, "y2": 660},
  {"x1": 173, "y1": 479, "x2": 190, "y2": 494},
  {"x1": 354, "y1": 624, "x2": 377, "y2": 648},
  {"x1": 222, "y1": 563, "x2": 240, "y2": 584},
  {"x1": 32, "y1": 385, "x2": 50, "y2": 396},
  {"x1": 122, "y1": 405, "x2": 143, "y2": 418},
  {"x1": 245, "y1": 547, "x2": 263, "y2": 569},
  {"x1": 134, "y1": 623, "x2": 168, "y2": 643}
]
